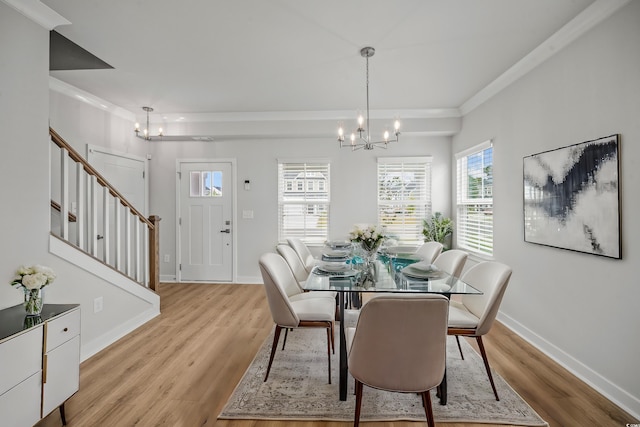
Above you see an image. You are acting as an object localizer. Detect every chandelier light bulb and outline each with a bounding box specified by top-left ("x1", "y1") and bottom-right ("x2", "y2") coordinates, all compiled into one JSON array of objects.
[
  {"x1": 383, "y1": 130, "x2": 390, "y2": 141},
  {"x1": 158, "y1": 128, "x2": 163, "y2": 136},
  {"x1": 350, "y1": 133, "x2": 356, "y2": 145},
  {"x1": 135, "y1": 123, "x2": 140, "y2": 132},
  {"x1": 338, "y1": 127, "x2": 344, "y2": 137},
  {"x1": 143, "y1": 128, "x2": 148, "y2": 137},
  {"x1": 357, "y1": 115, "x2": 364, "y2": 127},
  {"x1": 394, "y1": 120, "x2": 400, "y2": 131}
]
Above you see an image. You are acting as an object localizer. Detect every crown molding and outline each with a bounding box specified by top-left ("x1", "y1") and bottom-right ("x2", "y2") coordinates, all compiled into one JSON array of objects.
[
  {"x1": 149, "y1": 108, "x2": 461, "y2": 124},
  {"x1": 460, "y1": 0, "x2": 631, "y2": 115},
  {"x1": 1, "y1": 0, "x2": 70, "y2": 30},
  {"x1": 49, "y1": 77, "x2": 135, "y2": 121}
]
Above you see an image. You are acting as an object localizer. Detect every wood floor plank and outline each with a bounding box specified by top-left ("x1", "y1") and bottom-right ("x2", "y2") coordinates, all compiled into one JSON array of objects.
[{"x1": 36, "y1": 283, "x2": 637, "y2": 427}]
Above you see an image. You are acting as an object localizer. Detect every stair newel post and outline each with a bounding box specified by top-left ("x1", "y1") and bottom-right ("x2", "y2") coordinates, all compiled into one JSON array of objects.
[{"x1": 148, "y1": 215, "x2": 161, "y2": 291}]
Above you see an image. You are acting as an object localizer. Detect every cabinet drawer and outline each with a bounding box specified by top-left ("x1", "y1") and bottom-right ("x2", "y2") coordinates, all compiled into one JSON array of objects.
[
  {"x1": 0, "y1": 371, "x2": 41, "y2": 427},
  {"x1": 45, "y1": 308, "x2": 80, "y2": 352},
  {"x1": 0, "y1": 326, "x2": 43, "y2": 396}
]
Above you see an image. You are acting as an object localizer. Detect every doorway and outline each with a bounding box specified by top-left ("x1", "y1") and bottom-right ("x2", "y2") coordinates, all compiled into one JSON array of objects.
[{"x1": 178, "y1": 160, "x2": 235, "y2": 282}]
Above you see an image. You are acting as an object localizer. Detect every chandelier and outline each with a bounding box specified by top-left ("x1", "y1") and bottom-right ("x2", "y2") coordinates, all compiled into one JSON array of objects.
[
  {"x1": 338, "y1": 47, "x2": 400, "y2": 151},
  {"x1": 134, "y1": 106, "x2": 163, "y2": 141}
]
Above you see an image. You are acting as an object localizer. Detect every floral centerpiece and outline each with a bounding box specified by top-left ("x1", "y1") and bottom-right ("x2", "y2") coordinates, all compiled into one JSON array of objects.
[
  {"x1": 349, "y1": 224, "x2": 386, "y2": 253},
  {"x1": 10, "y1": 265, "x2": 56, "y2": 316}
]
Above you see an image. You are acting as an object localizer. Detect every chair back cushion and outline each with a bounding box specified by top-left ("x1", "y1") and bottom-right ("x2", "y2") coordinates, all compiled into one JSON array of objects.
[
  {"x1": 286, "y1": 238, "x2": 316, "y2": 273},
  {"x1": 433, "y1": 249, "x2": 468, "y2": 278},
  {"x1": 415, "y1": 241, "x2": 444, "y2": 263},
  {"x1": 460, "y1": 261, "x2": 512, "y2": 335},
  {"x1": 348, "y1": 294, "x2": 449, "y2": 393},
  {"x1": 259, "y1": 253, "x2": 300, "y2": 327},
  {"x1": 276, "y1": 244, "x2": 309, "y2": 285}
]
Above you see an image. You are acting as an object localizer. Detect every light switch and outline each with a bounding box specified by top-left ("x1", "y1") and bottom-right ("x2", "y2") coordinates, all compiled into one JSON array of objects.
[{"x1": 242, "y1": 210, "x2": 254, "y2": 219}]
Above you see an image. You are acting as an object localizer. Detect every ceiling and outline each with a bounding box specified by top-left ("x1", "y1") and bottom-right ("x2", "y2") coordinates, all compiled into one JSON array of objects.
[{"x1": 41, "y1": 0, "x2": 599, "y2": 124}]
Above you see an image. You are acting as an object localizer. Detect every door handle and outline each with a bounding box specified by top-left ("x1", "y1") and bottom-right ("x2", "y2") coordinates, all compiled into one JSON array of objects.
[{"x1": 220, "y1": 229, "x2": 231, "y2": 233}]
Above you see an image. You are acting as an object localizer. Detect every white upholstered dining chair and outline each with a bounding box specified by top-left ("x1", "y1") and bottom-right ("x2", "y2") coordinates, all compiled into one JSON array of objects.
[
  {"x1": 447, "y1": 261, "x2": 512, "y2": 401},
  {"x1": 276, "y1": 244, "x2": 310, "y2": 287},
  {"x1": 433, "y1": 249, "x2": 468, "y2": 278},
  {"x1": 258, "y1": 253, "x2": 335, "y2": 384},
  {"x1": 346, "y1": 294, "x2": 449, "y2": 427},
  {"x1": 286, "y1": 237, "x2": 318, "y2": 274},
  {"x1": 415, "y1": 241, "x2": 444, "y2": 264}
]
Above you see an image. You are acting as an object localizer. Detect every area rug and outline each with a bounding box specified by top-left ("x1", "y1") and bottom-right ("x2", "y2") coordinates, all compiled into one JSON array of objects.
[{"x1": 219, "y1": 327, "x2": 548, "y2": 426}]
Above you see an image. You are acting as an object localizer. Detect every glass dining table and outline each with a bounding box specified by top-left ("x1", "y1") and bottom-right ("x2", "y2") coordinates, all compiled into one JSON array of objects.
[{"x1": 302, "y1": 255, "x2": 482, "y2": 403}]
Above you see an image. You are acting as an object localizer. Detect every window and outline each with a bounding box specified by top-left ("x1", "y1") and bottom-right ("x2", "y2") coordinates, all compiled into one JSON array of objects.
[
  {"x1": 377, "y1": 157, "x2": 432, "y2": 244},
  {"x1": 189, "y1": 170, "x2": 223, "y2": 197},
  {"x1": 278, "y1": 160, "x2": 330, "y2": 244},
  {"x1": 456, "y1": 141, "x2": 493, "y2": 257}
]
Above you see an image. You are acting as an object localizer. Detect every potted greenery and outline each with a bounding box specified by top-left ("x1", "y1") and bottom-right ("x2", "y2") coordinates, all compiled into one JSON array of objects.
[{"x1": 422, "y1": 212, "x2": 454, "y2": 249}]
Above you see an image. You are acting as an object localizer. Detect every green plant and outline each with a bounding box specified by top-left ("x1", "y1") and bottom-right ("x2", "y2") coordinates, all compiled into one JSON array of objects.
[{"x1": 422, "y1": 212, "x2": 453, "y2": 244}]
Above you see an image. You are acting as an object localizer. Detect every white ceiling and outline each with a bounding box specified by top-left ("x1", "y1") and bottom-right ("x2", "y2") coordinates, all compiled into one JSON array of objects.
[{"x1": 39, "y1": 0, "x2": 600, "y2": 122}]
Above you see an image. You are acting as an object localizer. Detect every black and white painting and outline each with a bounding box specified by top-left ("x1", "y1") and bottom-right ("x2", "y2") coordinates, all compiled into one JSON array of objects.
[{"x1": 523, "y1": 134, "x2": 620, "y2": 258}]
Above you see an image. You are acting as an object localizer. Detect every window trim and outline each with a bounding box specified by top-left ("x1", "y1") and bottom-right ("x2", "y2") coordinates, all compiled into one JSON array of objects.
[
  {"x1": 277, "y1": 158, "x2": 331, "y2": 245},
  {"x1": 377, "y1": 156, "x2": 433, "y2": 245},
  {"x1": 455, "y1": 140, "x2": 494, "y2": 258}
]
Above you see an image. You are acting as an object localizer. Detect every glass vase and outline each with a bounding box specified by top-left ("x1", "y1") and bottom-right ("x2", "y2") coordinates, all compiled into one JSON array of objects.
[
  {"x1": 23, "y1": 288, "x2": 44, "y2": 316},
  {"x1": 359, "y1": 242, "x2": 381, "y2": 287}
]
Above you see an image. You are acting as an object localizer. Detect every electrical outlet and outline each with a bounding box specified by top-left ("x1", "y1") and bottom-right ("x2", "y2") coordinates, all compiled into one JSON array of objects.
[
  {"x1": 94, "y1": 296, "x2": 103, "y2": 313},
  {"x1": 164, "y1": 254, "x2": 170, "y2": 262}
]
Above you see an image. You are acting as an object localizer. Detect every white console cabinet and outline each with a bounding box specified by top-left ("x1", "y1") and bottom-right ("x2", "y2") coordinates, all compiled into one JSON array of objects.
[{"x1": 0, "y1": 304, "x2": 80, "y2": 426}]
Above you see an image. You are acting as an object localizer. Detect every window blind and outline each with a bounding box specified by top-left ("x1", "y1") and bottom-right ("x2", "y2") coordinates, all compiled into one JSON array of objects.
[
  {"x1": 377, "y1": 157, "x2": 432, "y2": 244},
  {"x1": 278, "y1": 161, "x2": 330, "y2": 244},
  {"x1": 456, "y1": 142, "x2": 493, "y2": 256}
]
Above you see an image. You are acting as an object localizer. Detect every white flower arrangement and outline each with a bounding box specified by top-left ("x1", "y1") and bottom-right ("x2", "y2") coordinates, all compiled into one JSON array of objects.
[
  {"x1": 349, "y1": 224, "x2": 386, "y2": 252},
  {"x1": 10, "y1": 265, "x2": 56, "y2": 290}
]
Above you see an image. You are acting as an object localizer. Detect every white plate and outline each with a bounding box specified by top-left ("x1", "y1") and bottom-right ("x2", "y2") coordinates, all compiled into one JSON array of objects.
[
  {"x1": 323, "y1": 250, "x2": 350, "y2": 258},
  {"x1": 407, "y1": 262, "x2": 437, "y2": 272},
  {"x1": 326, "y1": 240, "x2": 352, "y2": 249},
  {"x1": 318, "y1": 263, "x2": 351, "y2": 273},
  {"x1": 401, "y1": 263, "x2": 441, "y2": 279}
]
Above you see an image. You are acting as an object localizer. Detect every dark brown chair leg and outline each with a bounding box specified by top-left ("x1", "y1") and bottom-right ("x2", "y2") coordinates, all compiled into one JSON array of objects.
[
  {"x1": 281, "y1": 328, "x2": 289, "y2": 350},
  {"x1": 326, "y1": 324, "x2": 332, "y2": 384},
  {"x1": 264, "y1": 325, "x2": 282, "y2": 382},
  {"x1": 476, "y1": 336, "x2": 499, "y2": 400},
  {"x1": 455, "y1": 335, "x2": 465, "y2": 360},
  {"x1": 354, "y1": 380, "x2": 364, "y2": 427},
  {"x1": 422, "y1": 390, "x2": 435, "y2": 427},
  {"x1": 330, "y1": 322, "x2": 335, "y2": 354},
  {"x1": 59, "y1": 403, "x2": 67, "y2": 425}
]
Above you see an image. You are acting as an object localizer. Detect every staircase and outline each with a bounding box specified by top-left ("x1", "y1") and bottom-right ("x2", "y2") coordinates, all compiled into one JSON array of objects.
[{"x1": 49, "y1": 128, "x2": 160, "y2": 292}]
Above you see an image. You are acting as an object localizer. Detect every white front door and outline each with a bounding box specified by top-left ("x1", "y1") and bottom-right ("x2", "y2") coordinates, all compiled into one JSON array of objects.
[{"x1": 179, "y1": 161, "x2": 234, "y2": 282}]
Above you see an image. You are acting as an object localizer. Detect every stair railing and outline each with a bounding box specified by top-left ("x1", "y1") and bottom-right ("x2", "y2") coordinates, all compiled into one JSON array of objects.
[{"x1": 49, "y1": 128, "x2": 160, "y2": 291}]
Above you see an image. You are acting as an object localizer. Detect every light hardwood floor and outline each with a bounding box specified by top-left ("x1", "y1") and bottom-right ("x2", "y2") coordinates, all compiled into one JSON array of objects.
[{"x1": 37, "y1": 283, "x2": 637, "y2": 427}]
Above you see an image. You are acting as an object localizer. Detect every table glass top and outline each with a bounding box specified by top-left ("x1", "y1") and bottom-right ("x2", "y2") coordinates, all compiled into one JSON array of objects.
[{"x1": 303, "y1": 259, "x2": 482, "y2": 295}]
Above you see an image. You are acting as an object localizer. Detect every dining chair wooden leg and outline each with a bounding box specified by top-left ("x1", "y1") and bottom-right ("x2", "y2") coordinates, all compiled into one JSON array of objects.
[
  {"x1": 422, "y1": 390, "x2": 435, "y2": 427},
  {"x1": 264, "y1": 325, "x2": 282, "y2": 382},
  {"x1": 281, "y1": 328, "x2": 290, "y2": 350},
  {"x1": 455, "y1": 335, "x2": 465, "y2": 360},
  {"x1": 354, "y1": 380, "x2": 364, "y2": 427},
  {"x1": 476, "y1": 336, "x2": 499, "y2": 400},
  {"x1": 326, "y1": 324, "x2": 332, "y2": 384},
  {"x1": 330, "y1": 321, "x2": 335, "y2": 354}
]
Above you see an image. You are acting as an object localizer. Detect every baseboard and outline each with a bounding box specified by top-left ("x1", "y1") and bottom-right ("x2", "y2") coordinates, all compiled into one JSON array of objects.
[
  {"x1": 160, "y1": 274, "x2": 176, "y2": 282},
  {"x1": 236, "y1": 275, "x2": 262, "y2": 284},
  {"x1": 497, "y1": 311, "x2": 640, "y2": 420},
  {"x1": 80, "y1": 306, "x2": 160, "y2": 362}
]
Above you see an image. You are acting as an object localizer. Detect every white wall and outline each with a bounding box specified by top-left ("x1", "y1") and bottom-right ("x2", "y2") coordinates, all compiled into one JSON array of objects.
[
  {"x1": 1, "y1": 3, "x2": 156, "y2": 361},
  {"x1": 452, "y1": 1, "x2": 640, "y2": 416},
  {"x1": 149, "y1": 135, "x2": 452, "y2": 282}
]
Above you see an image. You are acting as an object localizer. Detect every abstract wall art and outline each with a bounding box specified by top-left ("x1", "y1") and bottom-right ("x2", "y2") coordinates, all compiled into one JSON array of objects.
[{"x1": 523, "y1": 134, "x2": 620, "y2": 258}]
